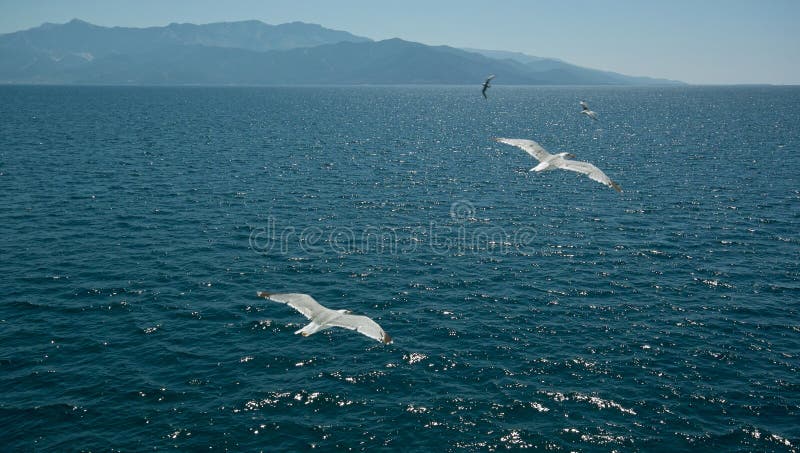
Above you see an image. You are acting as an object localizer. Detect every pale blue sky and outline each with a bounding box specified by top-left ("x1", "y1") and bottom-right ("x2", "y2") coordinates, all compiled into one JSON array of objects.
[{"x1": 1, "y1": 0, "x2": 798, "y2": 84}]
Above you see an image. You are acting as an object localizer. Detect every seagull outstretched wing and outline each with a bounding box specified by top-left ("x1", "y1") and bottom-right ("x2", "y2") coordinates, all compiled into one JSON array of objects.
[
  {"x1": 555, "y1": 159, "x2": 621, "y2": 192},
  {"x1": 329, "y1": 314, "x2": 392, "y2": 344},
  {"x1": 494, "y1": 137, "x2": 551, "y2": 162},
  {"x1": 257, "y1": 292, "x2": 325, "y2": 319}
]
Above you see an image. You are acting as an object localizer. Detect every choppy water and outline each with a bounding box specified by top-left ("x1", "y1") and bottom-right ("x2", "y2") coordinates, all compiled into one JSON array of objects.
[{"x1": 0, "y1": 85, "x2": 798, "y2": 451}]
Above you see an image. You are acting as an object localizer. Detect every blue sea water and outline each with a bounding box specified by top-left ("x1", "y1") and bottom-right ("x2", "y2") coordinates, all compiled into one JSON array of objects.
[{"x1": 0, "y1": 85, "x2": 798, "y2": 451}]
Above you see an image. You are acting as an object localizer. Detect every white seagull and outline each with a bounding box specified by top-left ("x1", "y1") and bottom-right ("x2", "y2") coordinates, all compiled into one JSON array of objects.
[
  {"x1": 257, "y1": 291, "x2": 392, "y2": 344},
  {"x1": 482, "y1": 74, "x2": 495, "y2": 99},
  {"x1": 494, "y1": 137, "x2": 621, "y2": 192},
  {"x1": 580, "y1": 101, "x2": 598, "y2": 120}
]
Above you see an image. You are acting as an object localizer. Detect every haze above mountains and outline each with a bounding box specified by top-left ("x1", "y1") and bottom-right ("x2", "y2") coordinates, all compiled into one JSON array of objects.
[{"x1": 0, "y1": 19, "x2": 683, "y2": 86}]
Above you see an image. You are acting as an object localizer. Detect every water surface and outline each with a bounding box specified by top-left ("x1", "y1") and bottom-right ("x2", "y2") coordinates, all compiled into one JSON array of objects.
[{"x1": 0, "y1": 85, "x2": 798, "y2": 450}]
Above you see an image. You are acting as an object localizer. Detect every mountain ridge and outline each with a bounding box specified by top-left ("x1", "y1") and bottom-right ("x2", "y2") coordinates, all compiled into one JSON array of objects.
[{"x1": 0, "y1": 19, "x2": 685, "y2": 86}]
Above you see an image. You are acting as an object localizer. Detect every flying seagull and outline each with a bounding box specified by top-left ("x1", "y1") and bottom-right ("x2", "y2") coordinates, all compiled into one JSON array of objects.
[
  {"x1": 494, "y1": 137, "x2": 621, "y2": 192},
  {"x1": 257, "y1": 292, "x2": 392, "y2": 344},
  {"x1": 580, "y1": 101, "x2": 598, "y2": 120},
  {"x1": 482, "y1": 75, "x2": 495, "y2": 99}
]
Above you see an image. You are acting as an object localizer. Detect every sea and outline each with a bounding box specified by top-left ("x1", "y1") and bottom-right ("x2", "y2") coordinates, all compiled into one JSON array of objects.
[{"x1": 0, "y1": 85, "x2": 798, "y2": 451}]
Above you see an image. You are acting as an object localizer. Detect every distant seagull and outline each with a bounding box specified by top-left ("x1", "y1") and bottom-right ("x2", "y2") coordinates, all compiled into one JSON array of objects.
[
  {"x1": 494, "y1": 137, "x2": 621, "y2": 192},
  {"x1": 580, "y1": 101, "x2": 598, "y2": 120},
  {"x1": 482, "y1": 75, "x2": 495, "y2": 99},
  {"x1": 257, "y1": 292, "x2": 392, "y2": 344}
]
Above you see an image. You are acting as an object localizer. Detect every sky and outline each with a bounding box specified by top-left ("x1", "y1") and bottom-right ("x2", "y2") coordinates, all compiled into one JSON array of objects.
[{"x1": 0, "y1": 0, "x2": 798, "y2": 85}]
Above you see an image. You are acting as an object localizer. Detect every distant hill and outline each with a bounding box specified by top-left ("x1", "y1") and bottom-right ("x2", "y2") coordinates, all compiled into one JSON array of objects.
[
  {"x1": 0, "y1": 18, "x2": 370, "y2": 56},
  {"x1": 462, "y1": 48, "x2": 683, "y2": 86},
  {"x1": 461, "y1": 48, "x2": 557, "y2": 65},
  {"x1": 0, "y1": 19, "x2": 685, "y2": 85}
]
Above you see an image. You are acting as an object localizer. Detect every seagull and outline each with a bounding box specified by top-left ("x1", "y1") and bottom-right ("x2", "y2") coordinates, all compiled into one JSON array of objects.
[
  {"x1": 482, "y1": 75, "x2": 495, "y2": 99},
  {"x1": 580, "y1": 101, "x2": 598, "y2": 120},
  {"x1": 494, "y1": 138, "x2": 621, "y2": 192},
  {"x1": 257, "y1": 292, "x2": 392, "y2": 344}
]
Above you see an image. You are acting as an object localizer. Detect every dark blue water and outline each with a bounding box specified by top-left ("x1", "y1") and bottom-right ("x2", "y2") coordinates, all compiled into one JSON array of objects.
[{"x1": 1, "y1": 85, "x2": 798, "y2": 451}]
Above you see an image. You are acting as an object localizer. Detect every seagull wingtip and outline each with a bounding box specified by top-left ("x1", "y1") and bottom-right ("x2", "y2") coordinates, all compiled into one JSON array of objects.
[
  {"x1": 382, "y1": 332, "x2": 393, "y2": 344},
  {"x1": 256, "y1": 291, "x2": 272, "y2": 298}
]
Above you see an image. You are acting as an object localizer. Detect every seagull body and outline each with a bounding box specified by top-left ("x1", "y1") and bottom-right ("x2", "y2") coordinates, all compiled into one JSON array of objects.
[
  {"x1": 494, "y1": 138, "x2": 621, "y2": 192},
  {"x1": 257, "y1": 292, "x2": 392, "y2": 344},
  {"x1": 482, "y1": 75, "x2": 495, "y2": 99},
  {"x1": 580, "y1": 101, "x2": 598, "y2": 120}
]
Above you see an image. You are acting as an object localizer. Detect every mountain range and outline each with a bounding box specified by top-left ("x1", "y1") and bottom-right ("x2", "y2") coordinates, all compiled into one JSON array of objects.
[{"x1": 0, "y1": 19, "x2": 684, "y2": 86}]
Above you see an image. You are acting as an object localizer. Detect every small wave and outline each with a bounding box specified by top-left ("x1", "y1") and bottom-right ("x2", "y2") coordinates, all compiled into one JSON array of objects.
[
  {"x1": 404, "y1": 352, "x2": 428, "y2": 365},
  {"x1": 233, "y1": 390, "x2": 359, "y2": 413},
  {"x1": 540, "y1": 390, "x2": 638, "y2": 415},
  {"x1": 693, "y1": 277, "x2": 735, "y2": 289}
]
